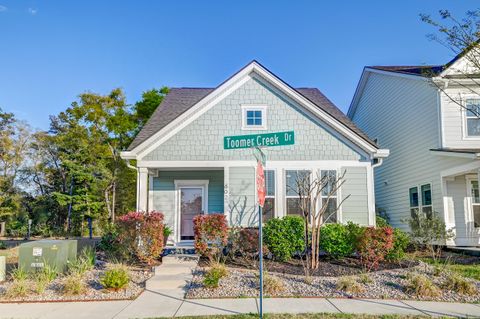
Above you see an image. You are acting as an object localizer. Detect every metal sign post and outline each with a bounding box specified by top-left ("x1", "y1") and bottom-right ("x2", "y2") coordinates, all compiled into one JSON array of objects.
[{"x1": 224, "y1": 131, "x2": 294, "y2": 319}]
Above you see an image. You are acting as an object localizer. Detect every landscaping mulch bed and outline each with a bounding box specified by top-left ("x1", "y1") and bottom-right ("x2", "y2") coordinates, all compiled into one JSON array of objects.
[
  {"x1": 0, "y1": 260, "x2": 153, "y2": 303},
  {"x1": 186, "y1": 257, "x2": 480, "y2": 303}
]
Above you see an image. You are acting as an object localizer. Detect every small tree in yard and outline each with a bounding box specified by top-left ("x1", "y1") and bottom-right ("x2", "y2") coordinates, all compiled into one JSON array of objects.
[
  {"x1": 290, "y1": 170, "x2": 349, "y2": 276},
  {"x1": 408, "y1": 210, "x2": 454, "y2": 262}
]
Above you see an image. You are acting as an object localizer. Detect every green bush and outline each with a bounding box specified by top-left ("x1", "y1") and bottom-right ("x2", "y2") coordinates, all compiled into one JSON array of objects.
[
  {"x1": 100, "y1": 264, "x2": 130, "y2": 291},
  {"x1": 98, "y1": 224, "x2": 129, "y2": 260},
  {"x1": 263, "y1": 216, "x2": 304, "y2": 262},
  {"x1": 203, "y1": 267, "x2": 225, "y2": 288},
  {"x1": 386, "y1": 228, "x2": 410, "y2": 261},
  {"x1": 319, "y1": 223, "x2": 359, "y2": 259}
]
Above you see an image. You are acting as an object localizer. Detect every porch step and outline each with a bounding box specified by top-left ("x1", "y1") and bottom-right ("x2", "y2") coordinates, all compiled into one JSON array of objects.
[{"x1": 163, "y1": 246, "x2": 196, "y2": 256}]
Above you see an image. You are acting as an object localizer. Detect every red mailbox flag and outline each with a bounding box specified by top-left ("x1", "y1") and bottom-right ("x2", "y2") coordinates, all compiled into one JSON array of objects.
[{"x1": 256, "y1": 160, "x2": 266, "y2": 207}]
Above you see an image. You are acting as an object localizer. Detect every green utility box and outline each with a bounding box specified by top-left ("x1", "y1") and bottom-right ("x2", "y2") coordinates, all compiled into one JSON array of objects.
[{"x1": 19, "y1": 240, "x2": 77, "y2": 273}]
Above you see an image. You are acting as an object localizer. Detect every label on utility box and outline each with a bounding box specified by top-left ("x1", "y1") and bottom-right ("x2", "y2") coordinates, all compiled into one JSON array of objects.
[
  {"x1": 31, "y1": 262, "x2": 44, "y2": 268},
  {"x1": 32, "y1": 247, "x2": 43, "y2": 257}
]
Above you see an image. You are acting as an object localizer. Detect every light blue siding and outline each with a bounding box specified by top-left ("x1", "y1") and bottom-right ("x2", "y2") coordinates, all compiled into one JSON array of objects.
[
  {"x1": 151, "y1": 170, "x2": 224, "y2": 228},
  {"x1": 143, "y1": 76, "x2": 365, "y2": 162},
  {"x1": 341, "y1": 167, "x2": 369, "y2": 225}
]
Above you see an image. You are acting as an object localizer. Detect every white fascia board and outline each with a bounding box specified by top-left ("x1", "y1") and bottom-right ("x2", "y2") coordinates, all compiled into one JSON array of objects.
[
  {"x1": 347, "y1": 68, "x2": 370, "y2": 119},
  {"x1": 138, "y1": 160, "x2": 372, "y2": 169},
  {"x1": 130, "y1": 61, "x2": 379, "y2": 160},
  {"x1": 373, "y1": 149, "x2": 390, "y2": 158},
  {"x1": 430, "y1": 150, "x2": 478, "y2": 160},
  {"x1": 120, "y1": 151, "x2": 136, "y2": 160}
]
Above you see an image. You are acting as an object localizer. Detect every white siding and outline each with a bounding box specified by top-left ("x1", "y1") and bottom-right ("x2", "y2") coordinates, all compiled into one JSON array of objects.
[
  {"x1": 228, "y1": 167, "x2": 256, "y2": 227},
  {"x1": 351, "y1": 72, "x2": 472, "y2": 232},
  {"x1": 441, "y1": 88, "x2": 480, "y2": 148}
]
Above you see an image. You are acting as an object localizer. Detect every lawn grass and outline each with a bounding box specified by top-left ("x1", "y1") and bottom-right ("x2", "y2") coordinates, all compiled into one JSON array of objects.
[
  {"x1": 421, "y1": 257, "x2": 480, "y2": 281},
  {"x1": 153, "y1": 313, "x2": 451, "y2": 319}
]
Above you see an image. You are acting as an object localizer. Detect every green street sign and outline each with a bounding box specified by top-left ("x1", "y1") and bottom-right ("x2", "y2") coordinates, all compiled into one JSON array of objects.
[{"x1": 224, "y1": 131, "x2": 295, "y2": 150}]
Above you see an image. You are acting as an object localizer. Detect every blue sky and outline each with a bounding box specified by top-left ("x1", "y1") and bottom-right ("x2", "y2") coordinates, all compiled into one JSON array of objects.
[{"x1": 0, "y1": 1, "x2": 478, "y2": 130}]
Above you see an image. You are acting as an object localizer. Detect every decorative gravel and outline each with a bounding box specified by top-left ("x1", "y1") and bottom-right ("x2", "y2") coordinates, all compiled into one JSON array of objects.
[
  {"x1": 186, "y1": 261, "x2": 480, "y2": 303},
  {"x1": 0, "y1": 262, "x2": 153, "y2": 303}
]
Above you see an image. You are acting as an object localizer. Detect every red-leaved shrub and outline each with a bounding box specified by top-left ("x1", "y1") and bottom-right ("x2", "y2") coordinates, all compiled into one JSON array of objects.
[
  {"x1": 117, "y1": 211, "x2": 165, "y2": 265},
  {"x1": 357, "y1": 226, "x2": 394, "y2": 272},
  {"x1": 236, "y1": 228, "x2": 269, "y2": 256},
  {"x1": 193, "y1": 214, "x2": 228, "y2": 258}
]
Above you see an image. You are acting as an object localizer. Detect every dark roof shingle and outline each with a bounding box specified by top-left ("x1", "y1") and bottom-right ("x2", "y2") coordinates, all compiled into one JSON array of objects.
[
  {"x1": 368, "y1": 65, "x2": 444, "y2": 77},
  {"x1": 127, "y1": 87, "x2": 377, "y2": 151}
]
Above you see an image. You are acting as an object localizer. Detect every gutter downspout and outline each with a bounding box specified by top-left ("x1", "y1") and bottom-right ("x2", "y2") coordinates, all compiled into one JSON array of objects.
[
  {"x1": 372, "y1": 157, "x2": 383, "y2": 168},
  {"x1": 125, "y1": 159, "x2": 140, "y2": 212}
]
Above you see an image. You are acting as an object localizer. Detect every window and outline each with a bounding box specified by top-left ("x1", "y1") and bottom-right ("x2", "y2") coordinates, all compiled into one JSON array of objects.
[
  {"x1": 471, "y1": 180, "x2": 480, "y2": 228},
  {"x1": 409, "y1": 187, "x2": 419, "y2": 218},
  {"x1": 409, "y1": 184, "x2": 432, "y2": 219},
  {"x1": 285, "y1": 170, "x2": 310, "y2": 216},
  {"x1": 421, "y1": 184, "x2": 432, "y2": 217},
  {"x1": 263, "y1": 170, "x2": 275, "y2": 222},
  {"x1": 321, "y1": 170, "x2": 338, "y2": 223},
  {"x1": 465, "y1": 99, "x2": 480, "y2": 137},
  {"x1": 242, "y1": 106, "x2": 267, "y2": 130}
]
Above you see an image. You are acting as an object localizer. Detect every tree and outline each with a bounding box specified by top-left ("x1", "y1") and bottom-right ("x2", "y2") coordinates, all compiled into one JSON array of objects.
[
  {"x1": 421, "y1": 10, "x2": 480, "y2": 119},
  {"x1": 0, "y1": 108, "x2": 31, "y2": 228},
  {"x1": 134, "y1": 87, "x2": 169, "y2": 130},
  {"x1": 290, "y1": 170, "x2": 348, "y2": 276}
]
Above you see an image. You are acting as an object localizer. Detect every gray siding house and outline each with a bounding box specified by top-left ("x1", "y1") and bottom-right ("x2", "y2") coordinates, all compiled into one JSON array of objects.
[
  {"x1": 121, "y1": 61, "x2": 389, "y2": 245},
  {"x1": 349, "y1": 51, "x2": 480, "y2": 246}
]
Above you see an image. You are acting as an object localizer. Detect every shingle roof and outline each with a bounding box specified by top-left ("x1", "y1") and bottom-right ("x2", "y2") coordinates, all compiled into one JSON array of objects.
[
  {"x1": 368, "y1": 65, "x2": 444, "y2": 77},
  {"x1": 127, "y1": 87, "x2": 377, "y2": 151}
]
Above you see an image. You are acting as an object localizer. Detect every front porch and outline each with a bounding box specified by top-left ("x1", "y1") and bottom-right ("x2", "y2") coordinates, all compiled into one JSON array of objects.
[
  {"x1": 136, "y1": 168, "x2": 228, "y2": 246},
  {"x1": 442, "y1": 162, "x2": 480, "y2": 246}
]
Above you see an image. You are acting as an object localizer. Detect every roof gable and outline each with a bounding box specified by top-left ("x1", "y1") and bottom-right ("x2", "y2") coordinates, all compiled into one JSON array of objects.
[{"x1": 123, "y1": 61, "x2": 384, "y2": 159}]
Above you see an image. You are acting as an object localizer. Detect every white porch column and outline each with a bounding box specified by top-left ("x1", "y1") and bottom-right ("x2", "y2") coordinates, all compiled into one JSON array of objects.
[{"x1": 138, "y1": 167, "x2": 149, "y2": 212}]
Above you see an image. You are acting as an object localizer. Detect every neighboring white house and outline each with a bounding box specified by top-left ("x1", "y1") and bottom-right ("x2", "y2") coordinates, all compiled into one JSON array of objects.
[
  {"x1": 121, "y1": 61, "x2": 389, "y2": 246},
  {"x1": 348, "y1": 51, "x2": 480, "y2": 246}
]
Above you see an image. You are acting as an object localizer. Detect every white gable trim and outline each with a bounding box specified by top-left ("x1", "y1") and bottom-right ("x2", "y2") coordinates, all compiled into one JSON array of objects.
[
  {"x1": 348, "y1": 67, "x2": 430, "y2": 119},
  {"x1": 122, "y1": 61, "x2": 384, "y2": 161}
]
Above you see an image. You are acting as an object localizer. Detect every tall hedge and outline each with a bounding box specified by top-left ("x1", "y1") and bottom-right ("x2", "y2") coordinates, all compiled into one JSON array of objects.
[{"x1": 263, "y1": 216, "x2": 304, "y2": 261}]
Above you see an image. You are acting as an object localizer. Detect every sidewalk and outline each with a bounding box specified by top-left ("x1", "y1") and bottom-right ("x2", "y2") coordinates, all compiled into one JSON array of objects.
[{"x1": 1, "y1": 255, "x2": 480, "y2": 318}]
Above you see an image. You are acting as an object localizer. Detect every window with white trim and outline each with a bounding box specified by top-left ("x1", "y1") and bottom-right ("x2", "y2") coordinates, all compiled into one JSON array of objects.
[
  {"x1": 321, "y1": 170, "x2": 338, "y2": 223},
  {"x1": 470, "y1": 180, "x2": 480, "y2": 228},
  {"x1": 466, "y1": 99, "x2": 480, "y2": 137},
  {"x1": 285, "y1": 170, "x2": 310, "y2": 216},
  {"x1": 409, "y1": 184, "x2": 432, "y2": 218},
  {"x1": 242, "y1": 106, "x2": 267, "y2": 130},
  {"x1": 421, "y1": 184, "x2": 432, "y2": 217},
  {"x1": 409, "y1": 186, "x2": 419, "y2": 218},
  {"x1": 263, "y1": 170, "x2": 275, "y2": 222}
]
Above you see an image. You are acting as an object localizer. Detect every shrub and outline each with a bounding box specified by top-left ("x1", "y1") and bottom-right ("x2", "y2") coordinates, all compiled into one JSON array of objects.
[
  {"x1": 79, "y1": 246, "x2": 96, "y2": 268},
  {"x1": 117, "y1": 211, "x2": 165, "y2": 265},
  {"x1": 408, "y1": 210, "x2": 454, "y2": 261},
  {"x1": 10, "y1": 267, "x2": 28, "y2": 281},
  {"x1": 62, "y1": 273, "x2": 86, "y2": 295},
  {"x1": 208, "y1": 261, "x2": 228, "y2": 278},
  {"x1": 6, "y1": 279, "x2": 29, "y2": 298},
  {"x1": 386, "y1": 228, "x2": 410, "y2": 261},
  {"x1": 100, "y1": 264, "x2": 130, "y2": 291},
  {"x1": 358, "y1": 273, "x2": 372, "y2": 284},
  {"x1": 203, "y1": 266, "x2": 226, "y2": 288},
  {"x1": 98, "y1": 224, "x2": 128, "y2": 259},
  {"x1": 234, "y1": 228, "x2": 269, "y2": 257},
  {"x1": 442, "y1": 273, "x2": 477, "y2": 295},
  {"x1": 319, "y1": 223, "x2": 360, "y2": 259},
  {"x1": 263, "y1": 216, "x2": 304, "y2": 262},
  {"x1": 262, "y1": 273, "x2": 285, "y2": 295},
  {"x1": 357, "y1": 226, "x2": 394, "y2": 272},
  {"x1": 193, "y1": 214, "x2": 228, "y2": 258},
  {"x1": 163, "y1": 226, "x2": 173, "y2": 245},
  {"x1": 336, "y1": 276, "x2": 363, "y2": 294},
  {"x1": 405, "y1": 273, "x2": 441, "y2": 297}
]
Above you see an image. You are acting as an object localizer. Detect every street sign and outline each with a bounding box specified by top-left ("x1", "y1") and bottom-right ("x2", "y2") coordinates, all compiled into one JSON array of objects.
[{"x1": 224, "y1": 131, "x2": 294, "y2": 150}]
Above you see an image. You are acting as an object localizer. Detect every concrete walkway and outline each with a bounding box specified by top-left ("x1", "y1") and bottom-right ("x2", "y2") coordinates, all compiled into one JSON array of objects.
[{"x1": 1, "y1": 255, "x2": 480, "y2": 318}]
